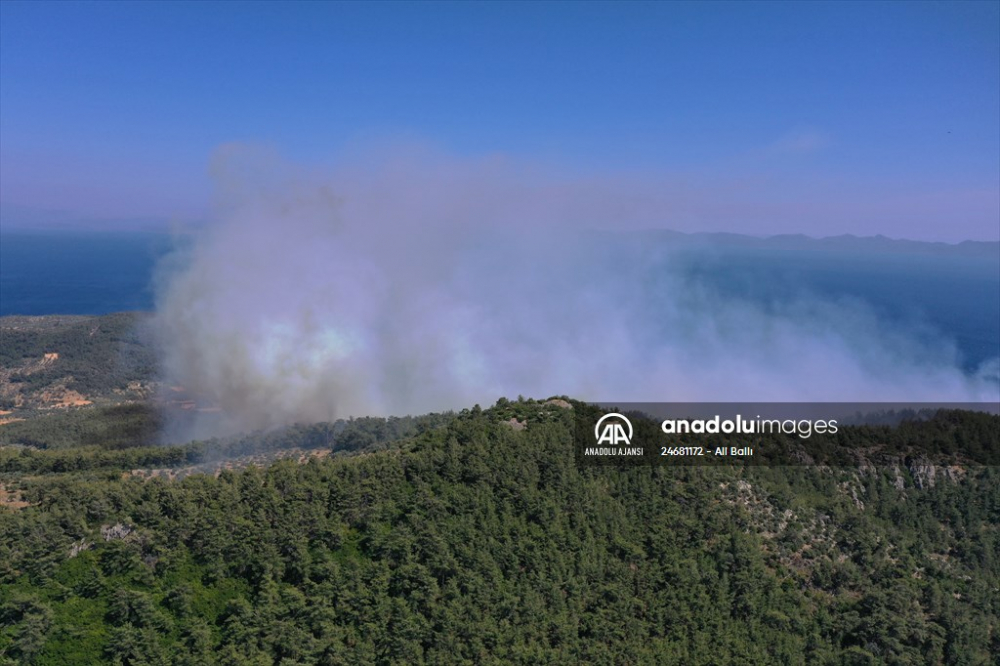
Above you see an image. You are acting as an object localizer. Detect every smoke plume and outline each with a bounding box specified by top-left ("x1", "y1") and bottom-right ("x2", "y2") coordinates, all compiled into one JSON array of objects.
[{"x1": 152, "y1": 145, "x2": 999, "y2": 439}]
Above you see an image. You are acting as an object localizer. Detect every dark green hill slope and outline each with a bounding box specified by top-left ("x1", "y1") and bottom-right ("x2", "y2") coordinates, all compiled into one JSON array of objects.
[{"x1": 2, "y1": 400, "x2": 998, "y2": 665}]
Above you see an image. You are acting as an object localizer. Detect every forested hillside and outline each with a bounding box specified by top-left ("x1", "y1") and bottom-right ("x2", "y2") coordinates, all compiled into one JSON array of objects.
[
  {"x1": 2, "y1": 398, "x2": 998, "y2": 665},
  {"x1": 0, "y1": 313, "x2": 155, "y2": 412}
]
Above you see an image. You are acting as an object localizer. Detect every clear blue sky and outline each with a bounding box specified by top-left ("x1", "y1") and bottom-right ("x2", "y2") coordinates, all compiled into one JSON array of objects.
[{"x1": 1, "y1": 1, "x2": 998, "y2": 240}]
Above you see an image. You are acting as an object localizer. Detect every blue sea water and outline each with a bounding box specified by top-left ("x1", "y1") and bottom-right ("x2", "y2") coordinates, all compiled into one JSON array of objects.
[
  {"x1": 1, "y1": 229, "x2": 998, "y2": 373},
  {"x1": 0, "y1": 230, "x2": 175, "y2": 316},
  {"x1": 672, "y1": 245, "x2": 1000, "y2": 374}
]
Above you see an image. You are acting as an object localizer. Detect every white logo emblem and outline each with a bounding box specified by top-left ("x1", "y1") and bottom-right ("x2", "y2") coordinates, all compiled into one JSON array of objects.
[{"x1": 594, "y1": 413, "x2": 633, "y2": 446}]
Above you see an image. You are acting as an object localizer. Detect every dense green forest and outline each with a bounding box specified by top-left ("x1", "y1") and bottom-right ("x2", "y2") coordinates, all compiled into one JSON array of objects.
[{"x1": 2, "y1": 398, "x2": 998, "y2": 665}]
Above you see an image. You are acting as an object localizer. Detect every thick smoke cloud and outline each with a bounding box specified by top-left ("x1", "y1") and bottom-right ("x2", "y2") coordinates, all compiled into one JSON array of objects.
[{"x1": 152, "y1": 145, "x2": 999, "y2": 439}]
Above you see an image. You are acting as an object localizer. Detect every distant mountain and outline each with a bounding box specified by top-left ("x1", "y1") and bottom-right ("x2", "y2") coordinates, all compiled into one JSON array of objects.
[{"x1": 632, "y1": 228, "x2": 1000, "y2": 258}]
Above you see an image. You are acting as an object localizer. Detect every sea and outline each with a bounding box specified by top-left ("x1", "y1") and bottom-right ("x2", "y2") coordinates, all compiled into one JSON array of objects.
[
  {"x1": 2, "y1": 228, "x2": 998, "y2": 374},
  {"x1": 0, "y1": 230, "x2": 175, "y2": 316}
]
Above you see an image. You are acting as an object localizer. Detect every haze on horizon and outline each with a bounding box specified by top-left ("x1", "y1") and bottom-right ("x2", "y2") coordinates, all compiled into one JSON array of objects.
[
  {"x1": 1, "y1": 1, "x2": 998, "y2": 242},
  {"x1": 141, "y1": 144, "x2": 996, "y2": 438}
]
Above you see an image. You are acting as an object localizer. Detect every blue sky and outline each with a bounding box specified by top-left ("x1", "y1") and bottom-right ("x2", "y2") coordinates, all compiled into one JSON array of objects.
[{"x1": 1, "y1": 1, "x2": 998, "y2": 240}]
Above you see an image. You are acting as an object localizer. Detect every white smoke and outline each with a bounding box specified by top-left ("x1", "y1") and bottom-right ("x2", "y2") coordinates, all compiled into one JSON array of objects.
[{"x1": 152, "y1": 145, "x2": 998, "y2": 438}]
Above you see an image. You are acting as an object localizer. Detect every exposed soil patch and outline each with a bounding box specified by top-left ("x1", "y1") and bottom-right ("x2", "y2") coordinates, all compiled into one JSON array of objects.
[
  {"x1": 544, "y1": 399, "x2": 573, "y2": 409},
  {"x1": 38, "y1": 383, "x2": 92, "y2": 408},
  {"x1": 0, "y1": 483, "x2": 30, "y2": 510}
]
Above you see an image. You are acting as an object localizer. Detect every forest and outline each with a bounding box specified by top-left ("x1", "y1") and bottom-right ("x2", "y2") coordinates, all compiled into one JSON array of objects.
[{"x1": 2, "y1": 397, "x2": 998, "y2": 665}]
